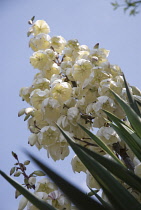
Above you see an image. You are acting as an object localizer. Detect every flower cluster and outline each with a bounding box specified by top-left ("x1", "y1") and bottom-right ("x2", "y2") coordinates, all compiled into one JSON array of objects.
[
  {"x1": 19, "y1": 19, "x2": 141, "y2": 199},
  {"x1": 10, "y1": 152, "x2": 76, "y2": 210},
  {"x1": 18, "y1": 178, "x2": 75, "y2": 210}
]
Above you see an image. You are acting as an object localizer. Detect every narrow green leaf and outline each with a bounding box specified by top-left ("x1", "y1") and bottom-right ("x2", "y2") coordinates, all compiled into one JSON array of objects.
[
  {"x1": 123, "y1": 74, "x2": 141, "y2": 116},
  {"x1": 57, "y1": 125, "x2": 141, "y2": 210},
  {"x1": 104, "y1": 110, "x2": 141, "y2": 150},
  {"x1": 25, "y1": 152, "x2": 106, "y2": 210},
  {"x1": 88, "y1": 188, "x2": 113, "y2": 210},
  {"x1": 78, "y1": 123, "x2": 123, "y2": 165},
  {"x1": 111, "y1": 90, "x2": 141, "y2": 138},
  {"x1": 0, "y1": 170, "x2": 55, "y2": 210},
  {"x1": 77, "y1": 144, "x2": 141, "y2": 194},
  {"x1": 134, "y1": 95, "x2": 141, "y2": 106}
]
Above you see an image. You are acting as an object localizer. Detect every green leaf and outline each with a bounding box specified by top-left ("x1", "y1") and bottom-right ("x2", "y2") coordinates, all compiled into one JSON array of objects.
[
  {"x1": 57, "y1": 125, "x2": 141, "y2": 210},
  {"x1": 134, "y1": 95, "x2": 141, "y2": 106},
  {"x1": 88, "y1": 188, "x2": 112, "y2": 209},
  {"x1": 104, "y1": 110, "x2": 141, "y2": 148},
  {"x1": 122, "y1": 74, "x2": 141, "y2": 116},
  {"x1": 0, "y1": 170, "x2": 55, "y2": 210},
  {"x1": 77, "y1": 144, "x2": 141, "y2": 194},
  {"x1": 78, "y1": 123, "x2": 123, "y2": 165},
  {"x1": 25, "y1": 152, "x2": 106, "y2": 210},
  {"x1": 111, "y1": 90, "x2": 141, "y2": 138}
]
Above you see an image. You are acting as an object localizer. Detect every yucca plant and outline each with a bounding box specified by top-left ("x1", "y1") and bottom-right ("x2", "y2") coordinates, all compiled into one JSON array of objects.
[{"x1": 1, "y1": 75, "x2": 141, "y2": 210}]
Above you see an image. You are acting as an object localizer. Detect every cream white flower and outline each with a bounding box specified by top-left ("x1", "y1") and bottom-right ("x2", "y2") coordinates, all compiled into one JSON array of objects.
[
  {"x1": 50, "y1": 36, "x2": 66, "y2": 53},
  {"x1": 18, "y1": 196, "x2": 28, "y2": 210},
  {"x1": 72, "y1": 59, "x2": 92, "y2": 82},
  {"x1": 90, "y1": 48, "x2": 110, "y2": 64},
  {"x1": 30, "y1": 49, "x2": 57, "y2": 70},
  {"x1": 42, "y1": 63, "x2": 61, "y2": 79},
  {"x1": 35, "y1": 178, "x2": 57, "y2": 193},
  {"x1": 97, "y1": 126, "x2": 120, "y2": 145},
  {"x1": 28, "y1": 133, "x2": 38, "y2": 146},
  {"x1": 66, "y1": 39, "x2": 79, "y2": 50},
  {"x1": 90, "y1": 67, "x2": 110, "y2": 87},
  {"x1": 51, "y1": 81, "x2": 72, "y2": 103},
  {"x1": 47, "y1": 142, "x2": 69, "y2": 161},
  {"x1": 32, "y1": 20, "x2": 50, "y2": 36},
  {"x1": 38, "y1": 126, "x2": 59, "y2": 146},
  {"x1": 71, "y1": 155, "x2": 86, "y2": 173},
  {"x1": 19, "y1": 87, "x2": 32, "y2": 103},
  {"x1": 28, "y1": 177, "x2": 36, "y2": 185},
  {"x1": 92, "y1": 96, "x2": 115, "y2": 117},
  {"x1": 41, "y1": 98, "x2": 61, "y2": 122},
  {"x1": 67, "y1": 107, "x2": 80, "y2": 125},
  {"x1": 57, "y1": 115, "x2": 69, "y2": 128},
  {"x1": 30, "y1": 89, "x2": 49, "y2": 109},
  {"x1": 47, "y1": 190, "x2": 71, "y2": 210},
  {"x1": 32, "y1": 78, "x2": 50, "y2": 90},
  {"x1": 30, "y1": 50, "x2": 48, "y2": 70},
  {"x1": 29, "y1": 33, "x2": 51, "y2": 51},
  {"x1": 86, "y1": 170, "x2": 101, "y2": 189}
]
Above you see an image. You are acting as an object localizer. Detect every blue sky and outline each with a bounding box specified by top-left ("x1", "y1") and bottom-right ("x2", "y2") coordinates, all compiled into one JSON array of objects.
[{"x1": 1, "y1": 0, "x2": 141, "y2": 209}]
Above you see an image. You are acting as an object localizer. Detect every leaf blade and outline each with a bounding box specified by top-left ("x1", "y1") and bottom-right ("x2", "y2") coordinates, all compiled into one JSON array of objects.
[
  {"x1": 57, "y1": 125, "x2": 141, "y2": 210},
  {"x1": 25, "y1": 151, "x2": 106, "y2": 210}
]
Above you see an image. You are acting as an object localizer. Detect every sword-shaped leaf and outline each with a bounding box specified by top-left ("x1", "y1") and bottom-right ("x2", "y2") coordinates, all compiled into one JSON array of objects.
[
  {"x1": 57, "y1": 125, "x2": 141, "y2": 210},
  {"x1": 111, "y1": 90, "x2": 141, "y2": 139},
  {"x1": 25, "y1": 151, "x2": 106, "y2": 210},
  {"x1": 123, "y1": 74, "x2": 141, "y2": 116},
  {"x1": 76, "y1": 144, "x2": 141, "y2": 194}
]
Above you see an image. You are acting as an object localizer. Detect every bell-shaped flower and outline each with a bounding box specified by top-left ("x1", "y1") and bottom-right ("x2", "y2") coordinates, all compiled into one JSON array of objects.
[
  {"x1": 50, "y1": 36, "x2": 66, "y2": 53},
  {"x1": 38, "y1": 126, "x2": 59, "y2": 146},
  {"x1": 47, "y1": 142, "x2": 69, "y2": 161},
  {"x1": 86, "y1": 170, "x2": 101, "y2": 189},
  {"x1": 41, "y1": 98, "x2": 61, "y2": 122},
  {"x1": 71, "y1": 155, "x2": 86, "y2": 173},
  {"x1": 30, "y1": 89, "x2": 49, "y2": 109},
  {"x1": 31, "y1": 20, "x2": 50, "y2": 36},
  {"x1": 18, "y1": 196, "x2": 28, "y2": 210},
  {"x1": 35, "y1": 177, "x2": 57, "y2": 193},
  {"x1": 29, "y1": 33, "x2": 51, "y2": 51},
  {"x1": 96, "y1": 126, "x2": 120, "y2": 145},
  {"x1": 72, "y1": 59, "x2": 92, "y2": 83},
  {"x1": 51, "y1": 81, "x2": 72, "y2": 103}
]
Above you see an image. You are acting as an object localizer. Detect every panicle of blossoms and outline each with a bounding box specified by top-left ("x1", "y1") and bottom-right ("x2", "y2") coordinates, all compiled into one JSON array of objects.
[
  {"x1": 11, "y1": 152, "x2": 74, "y2": 210},
  {"x1": 19, "y1": 19, "x2": 141, "y2": 200}
]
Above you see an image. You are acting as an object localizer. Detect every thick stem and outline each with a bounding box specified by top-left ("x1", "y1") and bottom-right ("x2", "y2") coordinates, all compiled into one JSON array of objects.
[{"x1": 113, "y1": 142, "x2": 134, "y2": 171}]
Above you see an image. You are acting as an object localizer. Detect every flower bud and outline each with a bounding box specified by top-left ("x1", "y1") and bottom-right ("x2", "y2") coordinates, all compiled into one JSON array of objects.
[
  {"x1": 12, "y1": 151, "x2": 18, "y2": 160},
  {"x1": 24, "y1": 160, "x2": 30, "y2": 165},
  {"x1": 14, "y1": 171, "x2": 22, "y2": 177},
  {"x1": 28, "y1": 134, "x2": 38, "y2": 146},
  {"x1": 94, "y1": 43, "x2": 99, "y2": 49},
  {"x1": 25, "y1": 107, "x2": 35, "y2": 115},
  {"x1": 18, "y1": 196, "x2": 28, "y2": 210},
  {"x1": 10, "y1": 167, "x2": 16, "y2": 175},
  {"x1": 28, "y1": 177, "x2": 36, "y2": 185},
  {"x1": 18, "y1": 108, "x2": 25, "y2": 117},
  {"x1": 32, "y1": 170, "x2": 45, "y2": 176},
  {"x1": 15, "y1": 189, "x2": 21, "y2": 199},
  {"x1": 24, "y1": 114, "x2": 30, "y2": 121}
]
